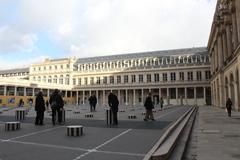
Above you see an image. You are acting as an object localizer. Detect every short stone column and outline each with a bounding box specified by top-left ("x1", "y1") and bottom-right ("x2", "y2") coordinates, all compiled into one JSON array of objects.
[
  {"x1": 66, "y1": 125, "x2": 83, "y2": 136},
  {"x1": 15, "y1": 109, "x2": 26, "y2": 120},
  {"x1": 5, "y1": 122, "x2": 20, "y2": 131}
]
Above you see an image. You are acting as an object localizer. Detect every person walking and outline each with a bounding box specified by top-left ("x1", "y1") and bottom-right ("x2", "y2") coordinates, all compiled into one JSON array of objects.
[
  {"x1": 144, "y1": 93, "x2": 155, "y2": 121},
  {"x1": 108, "y1": 92, "x2": 119, "y2": 125},
  {"x1": 160, "y1": 97, "x2": 164, "y2": 110},
  {"x1": 226, "y1": 97, "x2": 232, "y2": 117},
  {"x1": 49, "y1": 89, "x2": 64, "y2": 125},
  {"x1": 35, "y1": 91, "x2": 45, "y2": 125}
]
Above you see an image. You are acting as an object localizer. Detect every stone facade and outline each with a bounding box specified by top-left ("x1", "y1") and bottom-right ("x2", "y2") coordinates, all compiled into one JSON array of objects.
[
  {"x1": 0, "y1": 47, "x2": 211, "y2": 107},
  {"x1": 208, "y1": 0, "x2": 240, "y2": 110}
]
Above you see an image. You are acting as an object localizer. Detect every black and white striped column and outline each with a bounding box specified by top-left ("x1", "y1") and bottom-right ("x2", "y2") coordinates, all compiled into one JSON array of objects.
[
  {"x1": 5, "y1": 122, "x2": 20, "y2": 131},
  {"x1": 15, "y1": 109, "x2": 25, "y2": 120},
  {"x1": 62, "y1": 109, "x2": 66, "y2": 123},
  {"x1": 85, "y1": 113, "x2": 93, "y2": 118},
  {"x1": 106, "y1": 108, "x2": 112, "y2": 125},
  {"x1": 128, "y1": 114, "x2": 137, "y2": 119},
  {"x1": 66, "y1": 125, "x2": 83, "y2": 136}
]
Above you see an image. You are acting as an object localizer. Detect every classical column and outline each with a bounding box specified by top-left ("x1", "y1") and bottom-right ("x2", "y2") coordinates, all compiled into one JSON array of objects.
[
  {"x1": 159, "y1": 88, "x2": 161, "y2": 99},
  {"x1": 76, "y1": 91, "x2": 79, "y2": 105},
  {"x1": 214, "y1": 45, "x2": 218, "y2": 71},
  {"x1": 222, "y1": 29, "x2": 227, "y2": 62},
  {"x1": 194, "y1": 87, "x2": 197, "y2": 105},
  {"x1": 47, "y1": 89, "x2": 50, "y2": 97},
  {"x1": 185, "y1": 87, "x2": 187, "y2": 104},
  {"x1": 167, "y1": 88, "x2": 170, "y2": 105},
  {"x1": 103, "y1": 90, "x2": 105, "y2": 105},
  {"x1": 133, "y1": 89, "x2": 136, "y2": 106},
  {"x1": 14, "y1": 86, "x2": 17, "y2": 96},
  {"x1": 231, "y1": 4, "x2": 239, "y2": 49},
  {"x1": 90, "y1": 90, "x2": 91, "y2": 96},
  {"x1": 23, "y1": 87, "x2": 26, "y2": 97},
  {"x1": 141, "y1": 89, "x2": 144, "y2": 105},
  {"x1": 32, "y1": 88, "x2": 35, "y2": 96},
  {"x1": 118, "y1": 90, "x2": 121, "y2": 105},
  {"x1": 125, "y1": 89, "x2": 128, "y2": 105},
  {"x1": 65, "y1": 91, "x2": 67, "y2": 98},
  {"x1": 225, "y1": 23, "x2": 233, "y2": 58},
  {"x1": 235, "y1": 0, "x2": 240, "y2": 43},
  {"x1": 96, "y1": 90, "x2": 98, "y2": 104},
  {"x1": 83, "y1": 90, "x2": 85, "y2": 104},
  {"x1": 217, "y1": 33, "x2": 224, "y2": 69},
  {"x1": 176, "y1": 88, "x2": 179, "y2": 105},
  {"x1": 233, "y1": 82, "x2": 239, "y2": 110},
  {"x1": 4, "y1": 86, "x2": 7, "y2": 96},
  {"x1": 203, "y1": 87, "x2": 206, "y2": 105}
]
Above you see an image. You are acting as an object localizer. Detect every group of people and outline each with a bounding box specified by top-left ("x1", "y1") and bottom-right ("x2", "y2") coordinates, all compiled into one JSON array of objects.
[{"x1": 35, "y1": 89, "x2": 64, "y2": 125}]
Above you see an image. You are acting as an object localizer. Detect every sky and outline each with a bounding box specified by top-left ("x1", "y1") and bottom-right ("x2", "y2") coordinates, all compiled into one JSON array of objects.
[{"x1": 0, "y1": 0, "x2": 217, "y2": 70}]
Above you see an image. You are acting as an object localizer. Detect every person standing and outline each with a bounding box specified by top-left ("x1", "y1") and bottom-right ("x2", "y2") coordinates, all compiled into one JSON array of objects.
[
  {"x1": 160, "y1": 97, "x2": 164, "y2": 110},
  {"x1": 49, "y1": 89, "x2": 64, "y2": 125},
  {"x1": 92, "y1": 94, "x2": 97, "y2": 111},
  {"x1": 88, "y1": 95, "x2": 94, "y2": 112},
  {"x1": 144, "y1": 93, "x2": 155, "y2": 121},
  {"x1": 35, "y1": 91, "x2": 45, "y2": 125},
  {"x1": 108, "y1": 92, "x2": 119, "y2": 125},
  {"x1": 226, "y1": 97, "x2": 232, "y2": 117}
]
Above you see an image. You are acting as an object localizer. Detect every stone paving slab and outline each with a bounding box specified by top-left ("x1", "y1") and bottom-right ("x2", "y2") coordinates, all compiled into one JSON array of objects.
[{"x1": 184, "y1": 106, "x2": 240, "y2": 160}]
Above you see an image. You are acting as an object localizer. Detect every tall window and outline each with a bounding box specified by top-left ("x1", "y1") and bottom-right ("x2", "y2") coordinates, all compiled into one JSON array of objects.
[
  {"x1": 96, "y1": 77, "x2": 100, "y2": 84},
  {"x1": 188, "y1": 72, "x2": 193, "y2": 81},
  {"x1": 90, "y1": 77, "x2": 94, "y2": 85},
  {"x1": 53, "y1": 75, "x2": 57, "y2": 83},
  {"x1": 103, "y1": 76, "x2": 107, "y2": 84},
  {"x1": 78, "y1": 78, "x2": 81, "y2": 85},
  {"x1": 117, "y1": 75, "x2": 121, "y2": 83},
  {"x1": 139, "y1": 74, "x2": 143, "y2": 83},
  {"x1": 131, "y1": 75, "x2": 136, "y2": 83},
  {"x1": 163, "y1": 73, "x2": 168, "y2": 82},
  {"x1": 197, "y1": 71, "x2": 202, "y2": 81},
  {"x1": 48, "y1": 76, "x2": 52, "y2": 83},
  {"x1": 65, "y1": 75, "x2": 70, "y2": 85},
  {"x1": 154, "y1": 73, "x2": 159, "y2": 82},
  {"x1": 110, "y1": 76, "x2": 114, "y2": 84},
  {"x1": 124, "y1": 75, "x2": 128, "y2": 83},
  {"x1": 84, "y1": 77, "x2": 88, "y2": 85},
  {"x1": 170, "y1": 72, "x2": 176, "y2": 81},
  {"x1": 59, "y1": 75, "x2": 63, "y2": 84},
  {"x1": 147, "y1": 74, "x2": 151, "y2": 82},
  {"x1": 179, "y1": 72, "x2": 184, "y2": 81},
  {"x1": 43, "y1": 76, "x2": 46, "y2": 82},
  {"x1": 73, "y1": 78, "x2": 76, "y2": 85},
  {"x1": 205, "y1": 70, "x2": 211, "y2": 80}
]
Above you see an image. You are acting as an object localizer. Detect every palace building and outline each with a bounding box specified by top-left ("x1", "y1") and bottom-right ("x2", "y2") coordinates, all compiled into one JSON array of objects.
[
  {"x1": 208, "y1": 0, "x2": 240, "y2": 111},
  {"x1": 0, "y1": 47, "x2": 211, "y2": 108}
]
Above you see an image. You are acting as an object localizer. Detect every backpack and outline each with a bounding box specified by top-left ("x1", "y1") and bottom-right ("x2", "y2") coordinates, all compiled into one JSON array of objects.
[{"x1": 51, "y1": 101, "x2": 58, "y2": 110}]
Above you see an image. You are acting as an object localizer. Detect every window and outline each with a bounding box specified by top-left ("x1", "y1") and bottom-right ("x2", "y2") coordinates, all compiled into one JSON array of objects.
[
  {"x1": 43, "y1": 76, "x2": 46, "y2": 82},
  {"x1": 61, "y1": 65, "x2": 63, "y2": 69},
  {"x1": 67, "y1": 64, "x2": 70, "y2": 68},
  {"x1": 117, "y1": 76, "x2": 121, "y2": 83},
  {"x1": 55, "y1": 65, "x2": 57, "y2": 70},
  {"x1": 48, "y1": 76, "x2": 52, "y2": 83},
  {"x1": 84, "y1": 77, "x2": 88, "y2": 85},
  {"x1": 96, "y1": 77, "x2": 100, "y2": 84},
  {"x1": 139, "y1": 74, "x2": 143, "y2": 83},
  {"x1": 188, "y1": 72, "x2": 193, "y2": 81},
  {"x1": 53, "y1": 75, "x2": 57, "y2": 83},
  {"x1": 170, "y1": 72, "x2": 176, "y2": 81},
  {"x1": 49, "y1": 66, "x2": 52, "y2": 70},
  {"x1": 147, "y1": 74, "x2": 151, "y2": 82},
  {"x1": 131, "y1": 75, "x2": 136, "y2": 83},
  {"x1": 65, "y1": 75, "x2": 70, "y2": 85},
  {"x1": 78, "y1": 78, "x2": 81, "y2": 85},
  {"x1": 110, "y1": 76, "x2": 114, "y2": 84},
  {"x1": 38, "y1": 67, "x2": 41, "y2": 71},
  {"x1": 205, "y1": 70, "x2": 211, "y2": 80},
  {"x1": 179, "y1": 72, "x2": 184, "y2": 81},
  {"x1": 73, "y1": 78, "x2": 76, "y2": 85},
  {"x1": 90, "y1": 77, "x2": 94, "y2": 85},
  {"x1": 163, "y1": 73, "x2": 168, "y2": 82},
  {"x1": 124, "y1": 75, "x2": 128, "y2": 83},
  {"x1": 44, "y1": 66, "x2": 46, "y2": 70},
  {"x1": 154, "y1": 73, "x2": 159, "y2": 82},
  {"x1": 103, "y1": 76, "x2": 107, "y2": 84},
  {"x1": 59, "y1": 75, "x2": 63, "y2": 84},
  {"x1": 197, "y1": 71, "x2": 202, "y2": 81}
]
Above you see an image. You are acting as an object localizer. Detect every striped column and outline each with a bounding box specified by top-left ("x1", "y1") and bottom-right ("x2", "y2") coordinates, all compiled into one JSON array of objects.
[
  {"x1": 15, "y1": 109, "x2": 25, "y2": 120},
  {"x1": 5, "y1": 122, "x2": 20, "y2": 131},
  {"x1": 106, "y1": 108, "x2": 113, "y2": 125},
  {"x1": 66, "y1": 126, "x2": 83, "y2": 136}
]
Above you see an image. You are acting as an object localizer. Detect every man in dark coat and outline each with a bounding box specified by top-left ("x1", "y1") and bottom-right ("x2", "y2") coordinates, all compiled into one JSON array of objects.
[
  {"x1": 144, "y1": 92, "x2": 155, "y2": 121},
  {"x1": 49, "y1": 89, "x2": 64, "y2": 125},
  {"x1": 226, "y1": 97, "x2": 232, "y2": 117},
  {"x1": 108, "y1": 92, "x2": 119, "y2": 125},
  {"x1": 35, "y1": 91, "x2": 45, "y2": 125}
]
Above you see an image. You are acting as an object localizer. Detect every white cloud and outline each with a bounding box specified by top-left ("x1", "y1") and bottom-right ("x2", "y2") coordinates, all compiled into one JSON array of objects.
[
  {"x1": 0, "y1": 26, "x2": 37, "y2": 53},
  {"x1": 0, "y1": 0, "x2": 217, "y2": 59}
]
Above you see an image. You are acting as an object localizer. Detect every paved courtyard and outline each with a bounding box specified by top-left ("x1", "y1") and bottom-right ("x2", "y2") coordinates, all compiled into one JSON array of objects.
[{"x1": 0, "y1": 105, "x2": 190, "y2": 160}]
